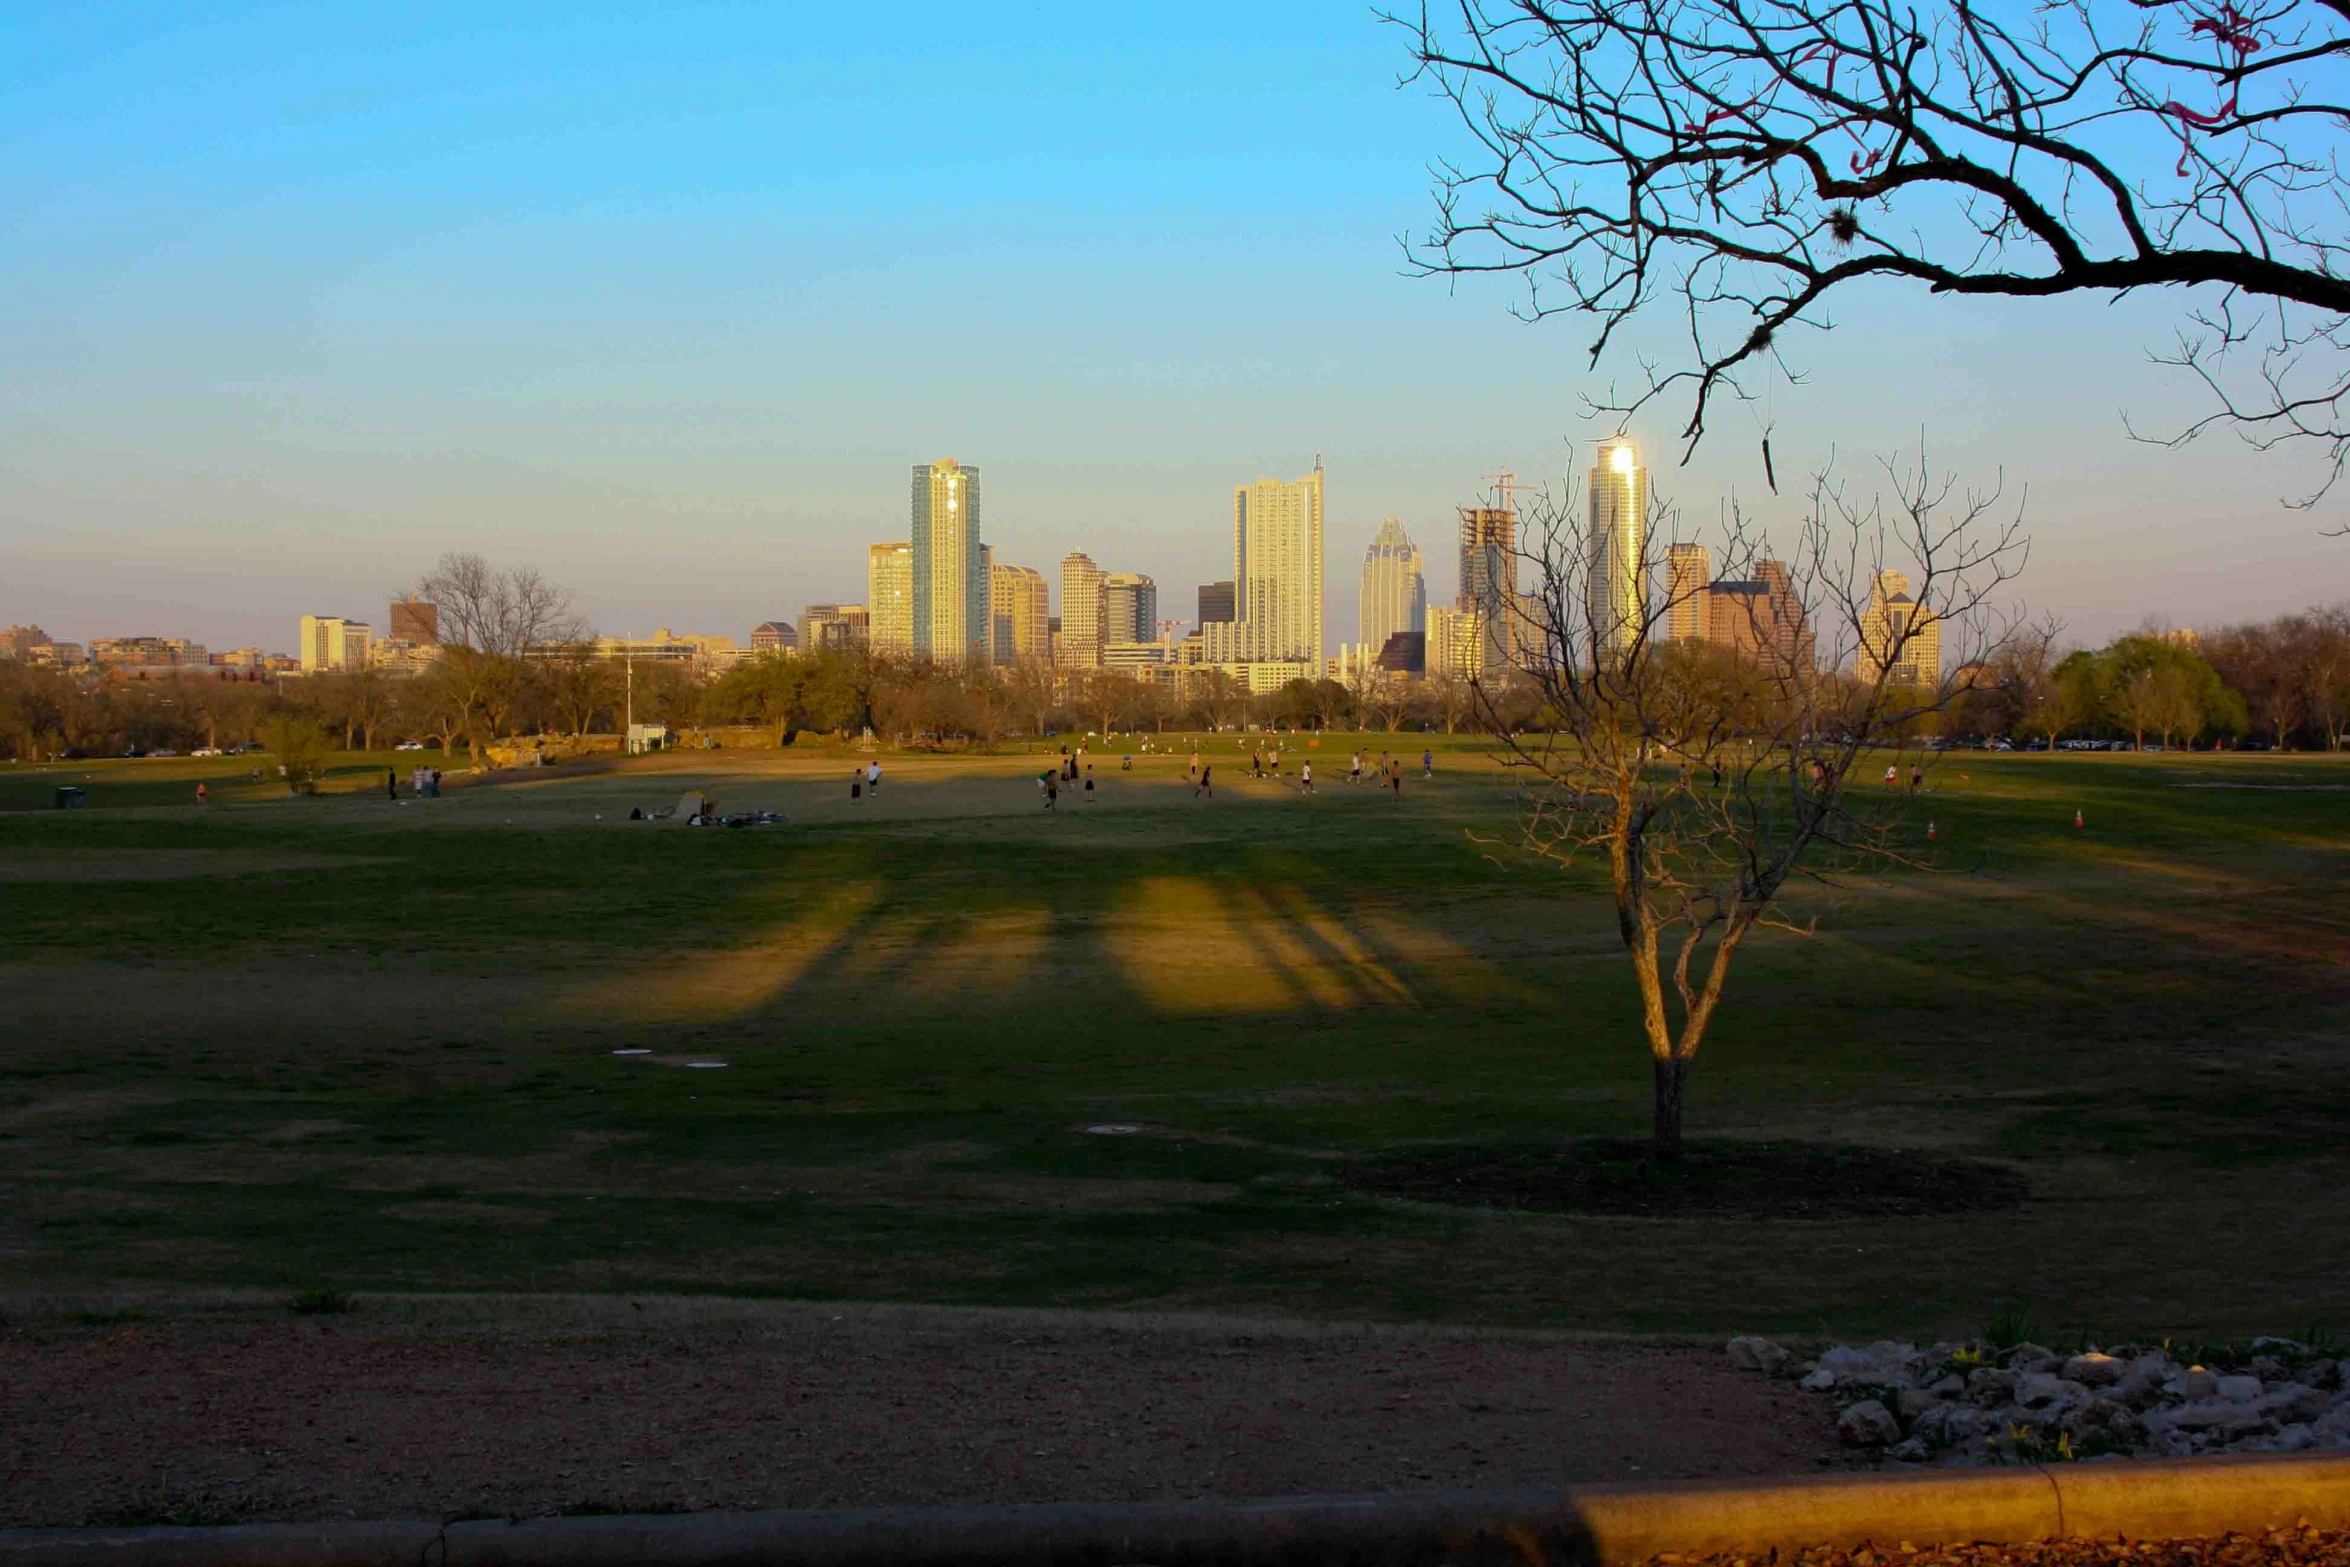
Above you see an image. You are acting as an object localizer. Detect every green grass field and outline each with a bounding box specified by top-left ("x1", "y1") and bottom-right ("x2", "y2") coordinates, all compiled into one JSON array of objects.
[{"x1": 3, "y1": 735, "x2": 2346, "y2": 1340}]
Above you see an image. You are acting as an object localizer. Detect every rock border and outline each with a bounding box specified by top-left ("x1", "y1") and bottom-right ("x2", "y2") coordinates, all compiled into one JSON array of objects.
[{"x1": 2, "y1": 1455, "x2": 2347, "y2": 1567}]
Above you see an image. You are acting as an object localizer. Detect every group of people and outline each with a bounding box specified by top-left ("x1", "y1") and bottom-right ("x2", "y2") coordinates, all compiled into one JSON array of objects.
[
  {"x1": 1344, "y1": 749, "x2": 1416, "y2": 797},
  {"x1": 1038, "y1": 744, "x2": 1097, "y2": 808},
  {"x1": 848, "y1": 760, "x2": 883, "y2": 800}
]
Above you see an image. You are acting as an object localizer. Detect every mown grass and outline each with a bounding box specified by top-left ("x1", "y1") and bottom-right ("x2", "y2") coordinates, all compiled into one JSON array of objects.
[{"x1": 1, "y1": 739, "x2": 2345, "y2": 1338}]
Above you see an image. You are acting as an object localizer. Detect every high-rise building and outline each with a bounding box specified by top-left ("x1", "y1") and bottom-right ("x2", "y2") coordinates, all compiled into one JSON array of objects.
[
  {"x1": 750, "y1": 620, "x2": 798, "y2": 654},
  {"x1": 867, "y1": 544, "x2": 914, "y2": 656},
  {"x1": 990, "y1": 563, "x2": 1052, "y2": 663},
  {"x1": 1058, "y1": 552, "x2": 1106, "y2": 668},
  {"x1": 1358, "y1": 518, "x2": 1426, "y2": 661},
  {"x1": 1458, "y1": 499, "x2": 1519, "y2": 675},
  {"x1": 1666, "y1": 544, "x2": 1710, "y2": 642},
  {"x1": 801, "y1": 604, "x2": 870, "y2": 651},
  {"x1": 1587, "y1": 438, "x2": 1650, "y2": 657},
  {"x1": 910, "y1": 459, "x2": 987, "y2": 663},
  {"x1": 1425, "y1": 605, "x2": 1485, "y2": 680},
  {"x1": 1228, "y1": 461, "x2": 1324, "y2": 667},
  {"x1": 297, "y1": 616, "x2": 370, "y2": 673},
  {"x1": 1860, "y1": 570, "x2": 1941, "y2": 687},
  {"x1": 1102, "y1": 573, "x2": 1158, "y2": 646},
  {"x1": 389, "y1": 600, "x2": 439, "y2": 645},
  {"x1": 1198, "y1": 581, "x2": 1235, "y2": 625}
]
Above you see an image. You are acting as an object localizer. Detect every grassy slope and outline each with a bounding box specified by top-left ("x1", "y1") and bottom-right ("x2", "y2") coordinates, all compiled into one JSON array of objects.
[{"x1": 1, "y1": 737, "x2": 2345, "y2": 1338}]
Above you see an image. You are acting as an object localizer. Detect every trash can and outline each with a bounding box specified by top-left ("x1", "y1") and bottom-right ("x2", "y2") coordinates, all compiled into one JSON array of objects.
[{"x1": 54, "y1": 786, "x2": 87, "y2": 809}]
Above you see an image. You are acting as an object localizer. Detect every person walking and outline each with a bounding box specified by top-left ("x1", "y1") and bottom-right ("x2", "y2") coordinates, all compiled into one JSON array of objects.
[
  {"x1": 1909, "y1": 764, "x2": 1924, "y2": 794},
  {"x1": 867, "y1": 760, "x2": 882, "y2": 794},
  {"x1": 1348, "y1": 751, "x2": 1362, "y2": 786},
  {"x1": 1188, "y1": 749, "x2": 1200, "y2": 782},
  {"x1": 1195, "y1": 763, "x2": 1213, "y2": 799},
  {"x1": 1299, "y1": 760, "x2": 1314, "y2": 793},
  {"x1": 195, "y1": 781, "x2": 208, "y2": 806},
  {"x1": 386, "y1": 767, "x2": 397, "y2": 801},
  {"x1": 1045, "y1": 775, "x2": 1059, "y2": 810},
  {"x1": 1084, "y1": 764, "x2": 1096, "y2": 802},
  {"x1": 851, "y1": 769, "x2": 863, "y2": 800},
  {"x1": 1390, "y1": 757, "x2": 1403, "y2": 799},
  {"x1": 1422, "y1": 749, "x2": 1433, "y2": 779}
]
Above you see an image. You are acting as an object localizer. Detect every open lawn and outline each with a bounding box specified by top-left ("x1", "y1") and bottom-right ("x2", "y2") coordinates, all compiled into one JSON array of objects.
[{"x1": 3, "y1": 736, "x2": 2347, "y2": 1340}]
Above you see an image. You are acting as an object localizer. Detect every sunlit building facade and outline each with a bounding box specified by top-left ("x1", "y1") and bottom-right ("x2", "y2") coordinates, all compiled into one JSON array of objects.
[
  {"x1": 867, "y1": 544, "x2": 914, "y2": 656},
  {"x1": 1425, "y1": 604, "x2": 1485, "y2": 680},
  {"x1": 1359, "y1": 518, "x2": 1426, "y2": 661},
  {"x1": 1228, "y1": 462, "x2": 1324, "y2": 667},
  {"x1": 1058, "y1": 552, "x2": 1106, "y2": 669},
  {"x1": 910, "y1": 459, "x2": 987, "y2": 663},
  {"x1": 1587, "y1": 438, "x2": 1649, "y2": 657},
  {"x1": 1860, "y1": 570, "x2": 1942, "y2": 687},
  {"x1": 990, "y1": 562, "x2": 1052, "y2": 664}
]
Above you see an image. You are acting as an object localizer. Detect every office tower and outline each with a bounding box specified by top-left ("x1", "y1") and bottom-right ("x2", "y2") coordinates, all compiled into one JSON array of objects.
[
  {"x1": 1358, "y1": 518, "x2": 1426, "y2": 661},
  {"x1": 1198, "y1": 581, "x2": 1235, "y2": 625},
  {"x1": 990, "y1": 563, "x2": 1051, "y2": 663},
  {"x1": 1059, "y1": 552, "x2": 1106, "y2": 668},
  {"x1": 1458, "y1": 497, "x2": 1519, "y2": 675},
  {"x1": 910, "y1": 458, "x2": 987, "y2": 663},
  {"x1": 1703, "y1": 560, "x2": 1815, "y2": 671},
  {"x1": 297, "y1": 616, "x2": 371, "y2": 673},
  {"x1": 867, "y1": 544, "x2": 914, "y2": 656},
  {"x1": 801, "y1": 604, "x2": 870, "y2": 651},
  {"x1": 750, "y1": 621, "x2": 798, "y2": 654},
  {"x1": 1226, "y1": 461, "x2": 1325, "y2": 666},
  {"x1": 1860, "y1": 570, "x2": 1941, "y2": 687},
  {"x1": 1587, "y1": 438, "x2": 1649, "y2": 657},
  {"x1": 1666, "y1": 544, "x2": 1710, "y2": 642},
  {"x1": 388, "y1": 600, "x2": 439, "y2": 645},
  {"x1": 1102, "y1": 573, "x2": 1158, "y2": 646},
  {"x1": 1425, "y1": 605, "x2": 1485, "y2": 680}
]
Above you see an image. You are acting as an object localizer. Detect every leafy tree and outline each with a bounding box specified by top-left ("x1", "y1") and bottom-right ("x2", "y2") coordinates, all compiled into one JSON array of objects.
[{"x1": 261, "y1": 716, "x2": 335, "y2": 795}]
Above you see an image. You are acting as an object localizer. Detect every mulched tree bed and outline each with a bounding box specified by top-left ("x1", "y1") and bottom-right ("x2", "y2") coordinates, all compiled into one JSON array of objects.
[
  {"x1": 1642, "y1": 1530, "x2": 2350, "y2": 1567},
  {"x1": 1338, "y1": 1140, "x2": 2029, "y2": 1220}
]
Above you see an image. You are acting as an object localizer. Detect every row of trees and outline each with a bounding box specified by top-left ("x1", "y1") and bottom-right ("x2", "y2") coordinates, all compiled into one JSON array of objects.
[{"x1": 1954, "y1": 608, "x2": 2350, "y2": 751}]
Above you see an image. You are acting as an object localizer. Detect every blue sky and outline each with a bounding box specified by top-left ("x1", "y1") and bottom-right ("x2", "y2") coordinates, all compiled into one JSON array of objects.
[{"x1": 4, "y1": 0, "x2": 2345, "y2": 653}]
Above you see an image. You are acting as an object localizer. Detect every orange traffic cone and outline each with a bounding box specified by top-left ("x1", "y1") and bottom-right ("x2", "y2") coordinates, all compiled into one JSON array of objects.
[
  {"x1": 2074, "y1": 808, "x2": 2084, "y2": 829},
  {"x1": 1927, "y1": 820, "x2": 1937, "y2": 841}
]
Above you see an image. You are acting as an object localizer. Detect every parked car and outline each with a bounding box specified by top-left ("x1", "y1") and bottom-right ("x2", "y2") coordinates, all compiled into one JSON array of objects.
[
  {"x1": 191, "y1": 747, "x2": 222, "y2": 757},
  {"x1": 148, "y1": 749, "x2": 178, "y2": 757},
  {"x1": 395, "y1": 741, "x2": 426, "y2": 751}
]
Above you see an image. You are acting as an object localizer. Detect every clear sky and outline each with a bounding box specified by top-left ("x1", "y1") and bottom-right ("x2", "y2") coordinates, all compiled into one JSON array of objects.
[{"x1": 4, "y1": 0, "x2": 2346, "y2": 655}]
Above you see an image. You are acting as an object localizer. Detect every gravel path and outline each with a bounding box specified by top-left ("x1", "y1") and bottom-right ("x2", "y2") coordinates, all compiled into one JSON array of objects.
[
  {"x1": 1655, "y1": 1530, "x2": 2350, "y2": 1567},
  {"x1": 0, "y1": 1298, "x2": 1841, "y2": 1527}
]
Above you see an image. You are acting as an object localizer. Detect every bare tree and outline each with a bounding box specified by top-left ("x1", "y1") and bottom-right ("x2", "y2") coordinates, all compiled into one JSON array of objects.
[
  {"x1": 413, "y1": 553, "x2": 585, "y2": 657},
  {"x1": 1394, "y1": 0, "x2": 2350, "y2": 501},
  {"x1": 1488, "y1": 445, "x2": 2024, "y2": 1158}
]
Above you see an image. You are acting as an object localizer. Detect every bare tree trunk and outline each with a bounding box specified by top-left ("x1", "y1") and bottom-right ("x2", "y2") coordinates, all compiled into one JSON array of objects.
[{"x1": 1652, "y1": 1057, "x2": 1687, "y2": 1161}]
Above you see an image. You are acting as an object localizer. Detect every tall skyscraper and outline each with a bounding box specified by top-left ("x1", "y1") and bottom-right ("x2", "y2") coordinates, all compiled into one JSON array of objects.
[
  {"x1": 1587, "y1": 438, "x2": 1649, "y2": 657},
  {"x1": 1860, "y1": 570, "x2": 1941, "y2": 687},
  {"x1": 1198, "y1": 581, "x2": 1235, "y2": 625},
  {"x1": 1102, "y1": 573, "x2": 1158, "y2": 646},
  {"x1": 1058, "y1": 552, "x2": 1107, "y2": 668},
  {"x1": 910, "y1": 459, "x2": 987, "y2": 663},
  {"x1": 1457, "y1": 498, "x2": 1519, "y2": 676},
  {"x1": 867, "y1": 543, "x2": 914, "y2": 656},
  {"x1": 1358, "y1": 518, "x2": 1426, "y2": 660},
  {"x1": 990, "y1": 563, "x2": 1051, "y2": 663},
  {"x1": 1666, "y1": 544, "x2": 1710, "y2": 642},
  {"x1": 1226, "y1": 461, "x2": 1324, "y2": 667}
]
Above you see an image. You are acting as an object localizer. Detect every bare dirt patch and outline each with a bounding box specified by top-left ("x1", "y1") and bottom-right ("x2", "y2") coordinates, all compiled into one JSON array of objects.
[{"x1": 0, "y1": 1299, "x2": 1841, "y2": 1526}]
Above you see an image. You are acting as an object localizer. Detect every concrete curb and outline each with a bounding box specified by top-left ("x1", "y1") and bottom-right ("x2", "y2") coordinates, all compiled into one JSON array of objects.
[{"x1": 3, "y1": 1455, "x2": 2346, "y2": 1566}]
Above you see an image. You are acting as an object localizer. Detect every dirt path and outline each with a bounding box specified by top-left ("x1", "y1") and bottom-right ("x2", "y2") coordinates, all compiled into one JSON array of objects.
[{"x1": 0, "y1": 1298, "x2": 1842, "y2": 1527}]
